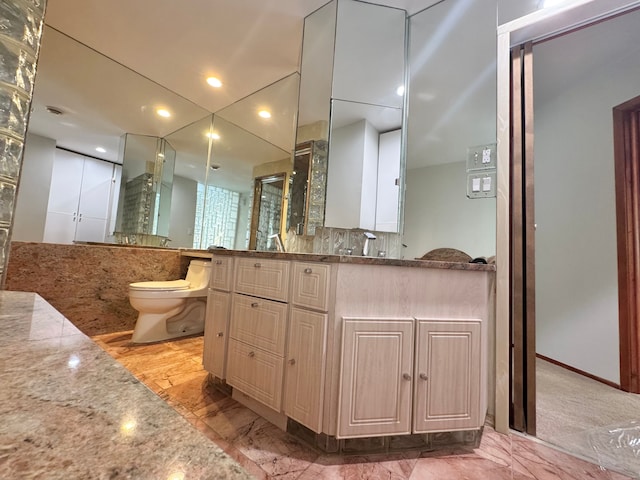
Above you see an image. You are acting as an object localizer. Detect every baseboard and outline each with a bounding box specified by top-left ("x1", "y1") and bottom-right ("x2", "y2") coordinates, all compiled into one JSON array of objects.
[{"x1": 536, "y1": 353, "x2": 621, "y2": 390}]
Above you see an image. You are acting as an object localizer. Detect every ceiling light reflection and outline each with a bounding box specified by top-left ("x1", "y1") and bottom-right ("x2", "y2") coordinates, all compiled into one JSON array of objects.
[
  {"x1": 206, "y1": 77, "x2": 222, "y2": 88},
  {"x1": 258, "y1": 110, "x2": 271, "y2": 119},
  {"x1": 396, "y1": 85, "x2": 405, "y2": 96},
  {"x1": 167, "y1": 471, "x2": 185, "y2": 480},
  {"x1": 206, "y1": 132, "x2": 220, "y2": 140},
  {"x1": 120, "y1": 418, "x2": 137, "y2": 436},
  {"x1": 67, "y1": 354, "x2": 80, "y2": 369}
]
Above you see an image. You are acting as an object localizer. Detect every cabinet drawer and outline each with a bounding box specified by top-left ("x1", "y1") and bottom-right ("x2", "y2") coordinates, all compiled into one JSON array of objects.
[
  {"x1": 230, "y1": 293, "x2": 287, "y2": 355},
  {"x1": 234, "y1": 258, "x2": 290, "y2": 302},
  {"x1": 291, "y1": 262, "x2": 330, "y2": 311},
  {"x1": 210, "y1": 256, "x2": 233, "y2": 291},
  {"x1": 227, "y1": 338, "x2": 284, "y2": 411}
]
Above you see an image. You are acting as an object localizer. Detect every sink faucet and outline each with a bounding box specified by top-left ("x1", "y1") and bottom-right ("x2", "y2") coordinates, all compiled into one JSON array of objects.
[{"x1": 362, "y1": 231, "x2": 376, "y2": 256}]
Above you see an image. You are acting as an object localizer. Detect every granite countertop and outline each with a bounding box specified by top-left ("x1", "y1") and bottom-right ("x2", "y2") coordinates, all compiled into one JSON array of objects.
[
  {"x1": 207, "y1": 248, "x2": 496, "y2": 272},
  {"x1": 0, "y1": 291, "x2": 252, "y2": 479}
]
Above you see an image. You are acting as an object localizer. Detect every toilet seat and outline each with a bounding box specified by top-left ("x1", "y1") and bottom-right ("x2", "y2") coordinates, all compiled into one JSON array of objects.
[{"x1": 129, "y1": 279, "x2": 191, "y2": 291}]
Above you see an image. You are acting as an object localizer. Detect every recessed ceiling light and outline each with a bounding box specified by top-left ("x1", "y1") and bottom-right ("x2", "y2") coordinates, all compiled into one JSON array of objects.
[
  {"x1": 210, "y1": 164, "x2": 221, "y2": 170},
  {"x1": 206, "y1": 77, "x2": 222, "y2": 88},
  {"x1": 258, "y1": 110, "x2": 271, "y2": 119},
  {"x1": 396, "y1": 85, "x2": 405, "y2": 96},
  {"x1": 156, "y1": 108, "x2": 171, "y2": 118},
  {"x1": 206, "y1": 132, "x2": 221, "y2": 140},
  {"x1": 95, "y1": 147, "x2": 106, "y2": 153}
]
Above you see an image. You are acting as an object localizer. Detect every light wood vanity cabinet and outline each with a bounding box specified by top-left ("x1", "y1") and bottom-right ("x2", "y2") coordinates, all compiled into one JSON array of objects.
[
  {"x1": 203, "y1": 257, "x2": 233, "y2": 378},
  {"x1": 204, "y1": 254, "x2": 493, "y2": 443}
]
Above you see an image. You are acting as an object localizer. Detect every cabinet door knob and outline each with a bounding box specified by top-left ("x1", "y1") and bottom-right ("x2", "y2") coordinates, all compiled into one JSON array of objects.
[
  {"x1": 304, "y1": 268, "x2": 313, "y2": 274},
  {"x1": 419, "y1": 373, "x2": 428, "y2": 381},
  {"x1": 216, "y1": 332, "x2": 224, "y2": 337},
  {"x1": 402, "y1": 373, "x2": 411, "y2": 381},
  {"x1": 288, "y1": 358, "x2": 296, "y2": 365},
  {"x1": 254, "y1": 262, "x2": 261, "y2": 268},
  {"x1": 216, "y1": 260, "x2": 223, "y2": 265},
  {"x1": 251, "y1": 302, "x2": 259, "y2": 308},
  {"x1": 248, "y1": 351, "x2": 255, "y2": 358}
]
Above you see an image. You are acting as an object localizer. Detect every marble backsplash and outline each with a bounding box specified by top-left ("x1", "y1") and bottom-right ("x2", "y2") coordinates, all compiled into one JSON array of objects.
[
  {"x1": 4, "y1": 242, "x2": 188, "y2": 336},
  {"x1": 312, "y1": 226, "x2": 403, "y2": 258}
]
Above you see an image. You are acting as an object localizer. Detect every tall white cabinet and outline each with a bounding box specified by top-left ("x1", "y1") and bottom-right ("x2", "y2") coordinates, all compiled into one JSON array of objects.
[{"x1": 43, "y1": 149, "x2": 117, "y2": 244}]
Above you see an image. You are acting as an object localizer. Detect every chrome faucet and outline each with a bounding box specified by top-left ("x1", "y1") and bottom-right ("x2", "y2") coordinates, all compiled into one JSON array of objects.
[{"x1": 362, "y1": 231, "x2": 376, "y2": 256}]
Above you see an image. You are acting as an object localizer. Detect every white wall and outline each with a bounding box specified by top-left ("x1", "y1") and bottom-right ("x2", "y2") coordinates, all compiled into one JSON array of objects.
[
  {"x1": 534, "y1": 41, "x2": 640, "y2": 384},
  {"x1": 403, "y1": 161, "x2": 496, "y2": 260},
  {"x1": 168, "y1": 175, "x2": 197, "y2": 248},
  {"x1": 13, "y1": 133, "x2": 56, "y2": 241}
]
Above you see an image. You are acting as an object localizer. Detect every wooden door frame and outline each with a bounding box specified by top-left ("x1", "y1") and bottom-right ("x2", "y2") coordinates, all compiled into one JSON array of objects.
[{"x1": 613, "y1": 96, "x2": 640, "y2": 393}]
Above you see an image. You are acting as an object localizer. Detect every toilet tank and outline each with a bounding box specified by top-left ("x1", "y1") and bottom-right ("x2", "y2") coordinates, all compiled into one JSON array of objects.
[{"x1": 185, "y1": 260, "x2": 212, "y2": 289}]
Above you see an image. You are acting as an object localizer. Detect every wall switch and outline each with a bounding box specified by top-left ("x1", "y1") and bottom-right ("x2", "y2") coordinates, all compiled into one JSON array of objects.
[{"x1": 467, "y1": 171, "x2": 497, "y2": 199}]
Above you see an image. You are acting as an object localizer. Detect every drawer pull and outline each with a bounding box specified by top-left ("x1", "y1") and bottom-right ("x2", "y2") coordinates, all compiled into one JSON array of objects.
[
  {"x1": 215, "y1": 260, "x2": 223, "y2": 265},
  {"x1": 254, "y1": 262, "x2": 261, "y2": 268},
  {"x1": 419, "y1": 373, "x2": 428, "y2": 381},
  {"x1": 402, "y1": 373, "x2": 412, "y2": 381},
  {"x1": 248, "y1": 351, "x2": 255, "y2": 358},
  {"x1": 303, "y1": 268, "x2": 313, "y2": 274},
  {"x1": 216, "y1": 332, "x2": 224, "y2": 337},
  {"x1": 251, "y1": 302, "x2": 259, "y2": 308},
  {"x1": 288, "y1": 358, "x2": 296, "y2": 365}
]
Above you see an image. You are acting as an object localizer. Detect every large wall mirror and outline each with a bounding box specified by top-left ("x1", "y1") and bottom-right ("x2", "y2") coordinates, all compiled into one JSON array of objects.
[
  {"x1": 15, "y1": 25, "x2": 300, "y2": 251},
  {"x1": 15, "y1": 0, "x2": 500, "y2": 260},
  {"x1": 402, "y1": 0, "x2": 497, "y2": 260},
  {"x1": 293, "y1": 0, "x2": 406, "y2": 246}
]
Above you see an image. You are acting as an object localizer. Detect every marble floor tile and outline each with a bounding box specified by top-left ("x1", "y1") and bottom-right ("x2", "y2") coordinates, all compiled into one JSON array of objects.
[{"x1": 94, "y1": 331, "x2": 636, "y2": 480}]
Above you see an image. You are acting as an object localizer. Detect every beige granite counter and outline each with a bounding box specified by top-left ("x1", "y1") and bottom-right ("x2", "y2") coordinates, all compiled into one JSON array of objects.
[
  {"x1": 0, "y1": 291, "x2": 251, "y2": 479},
  {"x1": 207, "y1": 248, "x2": 496, "y2": 272}
]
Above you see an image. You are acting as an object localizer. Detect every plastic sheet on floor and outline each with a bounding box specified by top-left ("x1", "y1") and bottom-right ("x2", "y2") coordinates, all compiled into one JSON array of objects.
[{"x1": 589, "y1": 420, "x2": 640, "y2": 478}]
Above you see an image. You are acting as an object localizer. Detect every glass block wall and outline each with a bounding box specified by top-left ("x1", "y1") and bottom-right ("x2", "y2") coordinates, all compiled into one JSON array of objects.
[
  {"x1": 193, "y1": 183, "x2": 240, "y2": 249},
  {"x1": 0, "y1": 0, "x2": 46, "y2": 286}
]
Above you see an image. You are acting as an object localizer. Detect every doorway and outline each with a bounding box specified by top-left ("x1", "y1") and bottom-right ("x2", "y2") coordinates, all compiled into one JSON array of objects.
[
  {"x1": 249, "y1": 173, "x2": 287, "y2": 251},
  {"x1": 508, "y1": 5, "x2": 640, "y2": 475}
]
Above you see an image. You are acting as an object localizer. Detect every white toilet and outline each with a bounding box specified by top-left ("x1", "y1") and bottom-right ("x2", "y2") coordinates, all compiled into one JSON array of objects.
[{"x1": 128, "y1": 259, "x2": 212, "y2": 343}]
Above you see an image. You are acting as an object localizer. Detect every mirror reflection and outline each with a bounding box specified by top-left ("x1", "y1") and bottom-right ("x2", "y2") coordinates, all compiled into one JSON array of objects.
[
  {"x1": 15, "y1": 0, "x2": 499, "y2": 260},
  {"x1": 293, "y1": 0, "x2": 406, "y2": 253}
]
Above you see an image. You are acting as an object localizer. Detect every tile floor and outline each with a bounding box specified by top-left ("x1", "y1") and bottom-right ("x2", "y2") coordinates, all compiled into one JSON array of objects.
[{"x1": 92, "y1": 331, "x2": 633, "y2": 480}]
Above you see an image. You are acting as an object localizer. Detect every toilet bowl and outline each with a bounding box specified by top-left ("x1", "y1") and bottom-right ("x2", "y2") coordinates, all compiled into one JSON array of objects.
[{"x1": 128, "y1": 259, "x2": 212, "y2": 343}]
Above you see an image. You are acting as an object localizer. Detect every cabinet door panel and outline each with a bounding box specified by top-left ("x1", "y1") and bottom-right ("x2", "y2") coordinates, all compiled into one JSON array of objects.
[
  {"x1": 46, "y1": 151, "x2": 83, "y2": 214},
  {"x1": 74, "y1": 215, "x2": 107, "y2": 242},
  {"x1": 226, "y1": 338, "x2": 284, "y2": 411},
  {"x1": 43, "y1": 211, "x2": 76, "y2": 244},
  {"x1": 284, "y1": 308, "x2": 327, "y2": 432},
  {"x1": 338, "y1": 318, "x2": 413, "y2": 438},
  {"x1": 414, "y1": 320, "x2": 481, "y2": 433},
  {"x1": 78, "y1": 158, "x2": 113, "y2": 219},
  {"x1": 203, "y1": 290, "x2": 230, "y2": 378},
  {"x1": 229, "y1": 293, "x2": 287, "y2": 355}
]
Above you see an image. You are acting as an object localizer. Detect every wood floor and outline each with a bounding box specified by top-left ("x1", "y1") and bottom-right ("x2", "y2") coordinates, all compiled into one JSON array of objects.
[{"x1": 92, "y1": 331, "x2": 632, "y2": 480}]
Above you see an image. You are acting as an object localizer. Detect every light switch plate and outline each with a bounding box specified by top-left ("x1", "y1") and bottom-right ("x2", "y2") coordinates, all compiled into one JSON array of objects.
[
  {"x1": 467, "y1": 143, "x2": 497, "y2": 171},
  {"x1": 467, "y1": 171, "x2": 497, "y2": 198}
]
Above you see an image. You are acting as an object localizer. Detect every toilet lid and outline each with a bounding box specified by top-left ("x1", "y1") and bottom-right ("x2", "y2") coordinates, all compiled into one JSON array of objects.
[{"x1": 129, "y1": 279, "x2": 191, "y2": 291}]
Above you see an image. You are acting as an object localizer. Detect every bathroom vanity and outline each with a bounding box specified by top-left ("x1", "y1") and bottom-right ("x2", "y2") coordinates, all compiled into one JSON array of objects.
[{"x1": 203, "y1": 250, "x2": 495, "y2": 449}]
